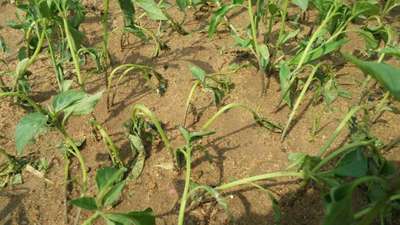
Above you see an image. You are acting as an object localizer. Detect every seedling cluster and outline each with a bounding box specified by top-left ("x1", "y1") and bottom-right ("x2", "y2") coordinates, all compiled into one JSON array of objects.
[{"x1": 0, "y1": 0, "x2": 400, "y2": 225}]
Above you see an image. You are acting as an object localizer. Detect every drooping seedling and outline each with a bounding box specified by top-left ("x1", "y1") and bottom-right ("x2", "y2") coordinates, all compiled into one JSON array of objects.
[{"x1": 70, "y1": 167, "x2": 156, "y2": 225}]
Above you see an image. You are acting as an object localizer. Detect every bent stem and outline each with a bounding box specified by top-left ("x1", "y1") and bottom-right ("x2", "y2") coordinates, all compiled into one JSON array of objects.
[
  {"x1": 281, "y1": 64, "x2": 320, "y2": 140},
  {"x1": 318, "y1": 106, "x2": 361, "y2": 156},
  {"x1": 177, "y1": 148, "x2": 192, "y2": 225},
  {"x1": 183, "y1": 80, "x2": 200, "y2": 126},
  {"x1": 215, "y1": 171, "x2": 304, "y2": 191},
  {"x1": 131, "y1": 104, "x2": 173, "y2": 158}
]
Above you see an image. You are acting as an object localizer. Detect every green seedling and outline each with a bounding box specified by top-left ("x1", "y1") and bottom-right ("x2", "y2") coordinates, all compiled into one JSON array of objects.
[
  {"x1": 70, "y1": 167, "x2": 155, "y2": 225},
  {"x1": 183, "y1": 65, "x2": 235, "y2": 126},
  {"x1": 107, "y1": 64, "x2": 167, "y2": 109},
  {"x1": 0, "y1": 89, "x2": 103, "y2": 192}
]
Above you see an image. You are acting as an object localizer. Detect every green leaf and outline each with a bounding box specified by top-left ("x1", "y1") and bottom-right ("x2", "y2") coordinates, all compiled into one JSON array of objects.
[
  {"x1": 334, "y1": 149, "x2": 368, "y2": 177},
  {"x1": 279, "y1": 62, "x2": 292, "y2": 107},
  {"x1": 118, "y1": 0, "x2": 136, "y2": 28},
  {"x1": 95, "y1": 167, "x2": 123, "y2": 191},
  {"x1": 15, "y1": 113, "x2": 48, "y2": 154},
  {"x1": 63, "y1": 91, "x2": 103, "y2": 117},
  {"x1": 258, "y1": 44, "x2": 270, "y2": 70},
  {"x1": 343, "y1": 54, "x2": 400, "y2": 101},
  {"x1": 292, "y1": 0, "x2": 309, "y2": 11},
  {"x1": 379, "y1": 46, "x2": 400, "y2": 58},
  {"x1": 70, "y1": 197, "x2": 98, "y2": 211},
  {"x1": 136, "y1": 0, "x2": 168, "y2": 21},
  {"x1": 104, "y1": 208, "x2": 155, "y2": 225},
  {"x1": 208, "y1": 4, "x2": 239, "y2": 38},
  {"x1": 357, "y1": 29, "x2": 379, "y2": 50},
  {"x1": 15, "y1": 58, "x2": 29, "y2": 78},
  {"x1": 51, "y1": 90, "x2": 86, "y2": 113},
  {"x1": 177, "y1": 0, "x2": 188, "y2": 10},
  {"x1": 323, "y1": 183, "x2": 355, "y2": 225},
  {"x1": 290, "y1": 39, "x2": 348, "y2": 65},
  {"x1": 352, "y1": 0, "x2": 380, "y2": 18},
  {"x1": 190, "y1": 65, "x2": 206, "y2": 83},
  {"x1": 103, "y1": 181, "x2": 126, "y2": 207}
]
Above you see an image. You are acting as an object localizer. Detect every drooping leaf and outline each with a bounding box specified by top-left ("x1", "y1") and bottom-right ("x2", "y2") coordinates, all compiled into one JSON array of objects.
[
  {"x1": 128, "y1": 134, "x2": 146, "y2": 180},
  {"x1": 15, "y1": 113, "x2": 48, "y2": 154},
  {"x1": 136, "y1": 0, "x2": 168, "y2": 21},
  {"x1": 357, "y1": 29, "x2": 379, "y2": 50},
  {"x1": 190, "y1": 65, "x2": 206, "y2": 83},
  {"x1": 63, "y1": 91, "x2": 103, "y2": 116},
  {"x1": 103, "y1": 181, "x2": 126, "y2": 207},
  {"x1": 292, "y1": 0, "x2": 309, "y2": 11},
  {"x1": 70, "y1": 197, "x2": 98, "y2": 210},
  {"x1": 95, "y1": 167, "x2": 124, "y2": 191},
  {"x1": 118, "y1": 0, "x2": 136, "y2": 28},
  {"x1": 343, "y1": 54, "x2": 400, "y2": 100},
  {"x1": 51, "y1": 90, "x2": 86, "y2": 113},
  {"x1": 208, "y1": 4, "x2": 240, "y2": 38},
  {"x1": 334, "y1": 149, "x2": 368, "y2": 177},
  {"x1": 104, "y1": 208, "x2": 155, "y2": 225},
  {"x1": 258, "y1": 44, "x2": 270, "y2": 70},
  {"x1": 290, "y1": 39, "x2": 348, "y2": 65}
]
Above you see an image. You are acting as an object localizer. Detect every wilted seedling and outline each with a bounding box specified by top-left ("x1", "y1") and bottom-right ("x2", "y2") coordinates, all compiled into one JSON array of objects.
[
  {"x1": 107, "y1": 64, "x2": 167, "y2": 109},
  {"x1": 0, "y1": 147, "x2": 25, "y2": 188},
  {"x1": 183, "y1": 65, "x2": 235, "y2": 126},
  {"x1": 70, "y1": 167, "x2": 155, "y2": 225}
]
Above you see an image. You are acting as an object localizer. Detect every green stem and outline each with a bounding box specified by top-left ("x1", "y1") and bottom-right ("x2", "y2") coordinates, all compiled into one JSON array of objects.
[
  {"x1": 81, "y1": 211, "x2": 100, "y2": 225},
  {"x1": 12, "y1": 30, "x2": 45, "y2": 91},
  {"x1": 277, "y1": 0, "x2": 289, "y2": 47},
  {"x1": 215, "y1": 171, "x2": 303, "y2": 191},
  {"x1": 183, "y1": 81, "x2": 200, "y2": 126},
  {"x1": 177, "y1": 149, "x2": 192, "y2": 225},
  {"x1": 318, "y1": 106, "x2": 361, "y2": 156},
  {"x1": 102, "y1": 0, "x2": 111, "y2": 66},
  {"x1": 62, "y1": 16, "x2": 83, "y2": 88},
  {"x1": 248, "y1": 0, "x2": 260, "y2": 59},
  {"x1": 281, "y1": 64, "x2": 319, "y2": 140},
  {"x1": 201, "y1": 103, "x2": 253, "y2": 130}
]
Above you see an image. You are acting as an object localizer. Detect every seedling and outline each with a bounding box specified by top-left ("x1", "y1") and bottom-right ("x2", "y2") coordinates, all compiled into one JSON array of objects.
[
  {"x1": 70, "y1": 167, "x2": 155, "y2": 225},
  {"x1": 183, "y1": 65, "x2": 236, "y2": 126},
  {"x1": 107, "y1": 64, "x2": 167, "y2": 109}
]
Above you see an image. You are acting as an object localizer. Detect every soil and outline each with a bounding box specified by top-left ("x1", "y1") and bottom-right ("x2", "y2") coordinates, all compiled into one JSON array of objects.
[{"x1": 0, "y1": 1, "x2": 400, "y2": 225}]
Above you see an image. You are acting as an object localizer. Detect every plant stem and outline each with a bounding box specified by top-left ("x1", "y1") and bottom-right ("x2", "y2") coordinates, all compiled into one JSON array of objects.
[
  {"x1": 102, "y1": 0, "x2": 111, "y2": 66},
  {"x1": 12, "y1": 30, "x2": 45, "y2": 91},
  {"x1": 215, "y1": 171, "x2": 303, "y2": 191},
  {"x1": 277, "y1": 0, "x2": 289, "y2": 47},
  {"x1": 62, "y1": 16, "x2": 84, "y2": 88},
  {"x1": 281, "y1": 64, "x2": 319, "y2": 140},
  {"x1": 248, "y1": 0, "x2": 260, "y2": 59},
  {"x1": 81, "y1": 211, "x2": 100, "y2": 225},
  {"x1": 183, "y1": 81, "x2": 200, "y2": 126},
  {"x1": 178, "y1": 149, "x2": 192, "y2": 225},
  {"x1": 201, "y1": 103, "x2": 252, "y2": 130},
  {"x1": 318, "y1": 106, "x2": 361, "y2": 156}
]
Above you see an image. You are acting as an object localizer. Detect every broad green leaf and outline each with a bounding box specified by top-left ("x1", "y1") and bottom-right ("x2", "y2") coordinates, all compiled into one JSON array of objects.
[
  {"x1": 63, "y1": 91, "x2": 103, "y2": 116},
  {"x1": 258, "y1": 44, "x2": 270, "y2": 70},
  {"x1": 128, "y1": 134, "x2": 146, "y2": 180},
  {"x1": 15, "y1": 113, "x2": 48, "y2": 154},
  {"x1": 323, "y1": 183, "x2": 356, "y2": 225},
  {"x1": 190, "y1": 65, "x2": 206, "y2": 83},
  {"x1": 136, "y1": 0, "x2": 168, "y2": 21},
  {"x1": 290, "y1": 39, "x2": 348, "y2": 65},
  {"x1": 177, "y1": 0, "x2": 188, "y2": 10},
  {"x1": 105, "y1": 208, "x2": 155, "y2": 225},
  {"x1": 95, "y1": 167, "x2": 123, "y2": 191},
  {"x1": 352, "y1": 0, "x2": 380, "y2": 18},
  {"x1": 343, "y1": 54, "x2": 400, "y2": 100},
  {"x1": 208, "y1": 4, "x2": 240, "y2": 38},
  {"x1": 70, "y1": 197, "x2": 98, "y2": 210},
  {"x1": 51, "y1": 90, "x2": 86, "y2": 113},
  {"x1": 279, "y1": 62, "x2": 292, "y2": 107},
  {"x1": 334, "y1": 149, "x2": 368, "y2": 177},
  {"x1": 103, "y1": 181, "x2": 126, "y2": 207},
  {"x1": 292, "y1": 0, "x2": 309, "y2": 11}
]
